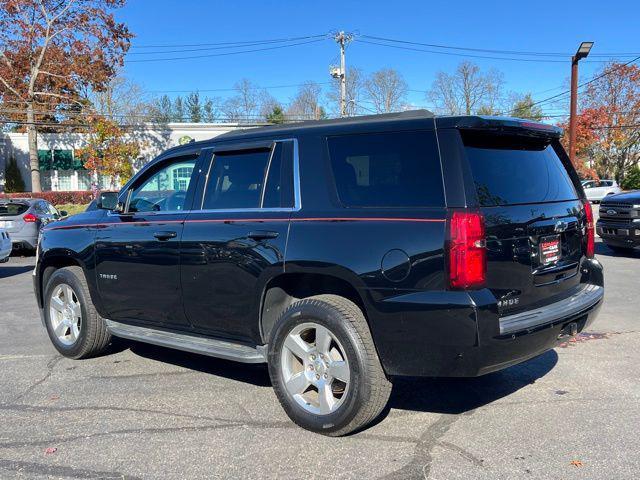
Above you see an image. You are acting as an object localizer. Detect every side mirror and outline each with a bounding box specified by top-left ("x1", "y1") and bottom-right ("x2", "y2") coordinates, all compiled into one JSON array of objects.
[
  {"x1": 97, "y1": 192, "x2": 119, "y2": 211},
  {"x1": 59, "y1": 210, "x2": 68, "y2": 217}
]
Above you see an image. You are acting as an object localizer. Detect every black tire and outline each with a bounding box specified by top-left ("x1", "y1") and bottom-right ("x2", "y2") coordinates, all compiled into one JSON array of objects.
[
  {"x1": 268, "y1": 294, "x2": 391, "y2": 436},
  {"x1": 43, "y1": 266, "x2": 111, "y2": 359}
]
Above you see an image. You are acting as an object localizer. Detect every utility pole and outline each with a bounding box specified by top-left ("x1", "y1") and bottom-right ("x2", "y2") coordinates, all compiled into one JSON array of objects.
[
  {"x1": 330, "y1": 31, "x2": 353, "y2": 117},
  {"x1": 569, "y1": 42, "x2": 594, "y2": 165}
]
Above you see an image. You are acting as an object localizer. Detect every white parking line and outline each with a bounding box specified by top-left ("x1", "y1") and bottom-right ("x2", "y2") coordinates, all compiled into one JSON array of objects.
[{"x1": 0, "y1": 354, "x2": 50, "y2": 361}]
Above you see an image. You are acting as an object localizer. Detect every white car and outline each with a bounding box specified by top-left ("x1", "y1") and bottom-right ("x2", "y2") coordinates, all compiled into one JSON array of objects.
[
  {"x1": 582, "y1": 179, "x2": 622, "y2": 203},
  {"x1": 0, "y1": 227, "x2": 11, "y2": 263}
]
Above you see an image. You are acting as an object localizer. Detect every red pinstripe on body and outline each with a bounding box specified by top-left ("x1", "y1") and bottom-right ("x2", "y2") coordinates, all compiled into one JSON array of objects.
[{"x1": 45, "y1": 216, "x2": 445, "y2": 231}]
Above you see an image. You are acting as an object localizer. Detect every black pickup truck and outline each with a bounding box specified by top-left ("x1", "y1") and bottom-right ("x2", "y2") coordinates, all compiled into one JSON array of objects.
[
  {"x1": 597, "y1": 190, "x2": 640, "y2": 253},
  {"x1": 33, "y1": 111, "x2": 604, "y2": 435}
]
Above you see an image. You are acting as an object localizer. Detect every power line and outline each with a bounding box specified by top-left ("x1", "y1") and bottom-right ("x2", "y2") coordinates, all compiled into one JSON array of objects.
[
  {"x1": 357, "y1": 38, "x2": 620, "y2": 64},
  {"x1": 127, "y1": 36, "x2": 329, "y2": 56},
  {"x1": 361, "y1": 35, "x2": 640, "y2": 58},
  {"x1": 125, "y1": 39, "x2": 326, "y2": 63},
  {"x1": 128, "y1": 34, "x2": 328, "y2": 49},
  {"x1": 148, "y1": 82, "x2": 332, "y2": 94},
  {"x1": 501, "y1": 55, "x2": 640, "y2": 114}
]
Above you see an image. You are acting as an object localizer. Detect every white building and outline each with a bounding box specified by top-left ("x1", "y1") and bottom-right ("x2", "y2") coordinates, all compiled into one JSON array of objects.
[{"x1": 0, "y1": 123, "x2": 253, "y2": 192}]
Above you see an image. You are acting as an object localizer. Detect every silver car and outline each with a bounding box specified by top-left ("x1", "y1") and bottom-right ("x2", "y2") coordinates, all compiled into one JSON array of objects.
[
  {"x1": 0, "y1": 199, "x2": 65, "y2": 251},
  {"x1": 0, "y1": 227, "x2": 11, "y2": 262},
  {"x1": 582, "y1": 179, "x2": 623, "y2": 203}
]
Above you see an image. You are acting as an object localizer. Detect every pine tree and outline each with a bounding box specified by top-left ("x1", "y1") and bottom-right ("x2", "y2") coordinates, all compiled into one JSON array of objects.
[
  {"x1": 266, "y1": 105, "x2": 286, "y2": 124},
  {"x1": 173, "y1": 96, "x2": 185, "y2": 122},
  {"x1": 187, "y1": 92, "x2": 202, "y2": 123},
  {"x1": 203, "y1": 98, "x2": 216, "y2": 122},
  {"x1": 4, "y1": 157, "x2": 26, "y2": 193},
  {"x1": 153, "y1": 95, "x2": 173, "y2": 123}
]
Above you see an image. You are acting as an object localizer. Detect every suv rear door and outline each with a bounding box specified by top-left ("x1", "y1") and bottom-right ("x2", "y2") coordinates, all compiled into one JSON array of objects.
[
  {"x1": 454, "y1": 127, "x2": 588, "y2": 315},
  {"x1": 179, "y1": 139, "x2": 296, "y2": 343}
]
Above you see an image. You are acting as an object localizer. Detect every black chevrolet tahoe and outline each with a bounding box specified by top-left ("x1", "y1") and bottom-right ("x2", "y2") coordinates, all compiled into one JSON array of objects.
[
  {"x1": 596, "y1": 190, "x2": 640, "y2": 253},
  {"x1": 33, "y1": 111, "x2": 604, "y2": 435}
]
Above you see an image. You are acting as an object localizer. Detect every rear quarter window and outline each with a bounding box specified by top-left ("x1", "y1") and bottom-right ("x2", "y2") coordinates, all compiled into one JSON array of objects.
[
  {"x1": 327, "y1": 130, "x2": 444, "y2": 208},
  {"x1": 462, "y1": 132, "x2": 578, "y2": 206}
]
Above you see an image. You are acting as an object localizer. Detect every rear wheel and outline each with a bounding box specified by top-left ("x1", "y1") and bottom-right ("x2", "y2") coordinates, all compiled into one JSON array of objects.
[
  {"x1": 43, "y1": 266, "x2": 111, "y2": 359},
  {"x1": 268, "y1": 294, "x2": 391, "y2": 436}
]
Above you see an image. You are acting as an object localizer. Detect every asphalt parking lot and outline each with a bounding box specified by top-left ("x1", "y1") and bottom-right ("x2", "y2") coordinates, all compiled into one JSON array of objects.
[{"x1": 1, "y1": 238, "x2": 638, "y2": 479}]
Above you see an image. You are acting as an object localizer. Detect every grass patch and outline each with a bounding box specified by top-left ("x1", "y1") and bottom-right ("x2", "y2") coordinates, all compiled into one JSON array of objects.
[{"x1": 55, "y1": 203, "x2": 89, "y2": 217}]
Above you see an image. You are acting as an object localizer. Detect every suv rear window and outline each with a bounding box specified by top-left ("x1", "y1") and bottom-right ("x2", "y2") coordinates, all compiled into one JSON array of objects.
[
  {"x1": 327, "y1": 131, "x2": 444, "y2": 208},
  {"x1": 462, "y1": 132, "x2": 578, "y2": 206},
  {"x1": 0, "y1": 202, "x2": 29, "y2": 216}
]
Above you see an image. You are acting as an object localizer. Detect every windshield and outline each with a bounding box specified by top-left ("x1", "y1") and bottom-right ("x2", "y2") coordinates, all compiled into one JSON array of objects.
[
  {"x1": 0, "y1": 202, "x2": 30, "y2": 217},
  {"x1": 462, "y1": 132, "x2": 578, "y2": 207}
]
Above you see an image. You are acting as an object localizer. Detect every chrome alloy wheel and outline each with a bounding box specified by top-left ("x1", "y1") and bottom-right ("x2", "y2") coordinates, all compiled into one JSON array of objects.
[
  {"x1": 49, "y1": 283, "x2": 82, "y2": 346},
  {"x1": 280, "y1": 322, "x2": 351, "y2": 415}
]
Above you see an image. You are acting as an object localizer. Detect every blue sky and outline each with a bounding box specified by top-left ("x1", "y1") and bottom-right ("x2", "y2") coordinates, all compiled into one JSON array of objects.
[{"x1": 118, "y1": 0, "x2": 640, "y2": 115}]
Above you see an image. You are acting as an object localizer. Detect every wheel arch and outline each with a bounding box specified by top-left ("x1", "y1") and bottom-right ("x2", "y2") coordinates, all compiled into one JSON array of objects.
[
  {"x1": 36, "y1": 250, "x2": 101, "y2": 313},
  {"x1": 259, "y1": 271, "x2": 368, "y2": 344}
]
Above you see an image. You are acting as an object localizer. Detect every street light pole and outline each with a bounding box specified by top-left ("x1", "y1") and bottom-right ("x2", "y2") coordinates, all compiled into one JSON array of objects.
[{"x1": 568, "y1": 42, "x2": 594, "y2": 165}]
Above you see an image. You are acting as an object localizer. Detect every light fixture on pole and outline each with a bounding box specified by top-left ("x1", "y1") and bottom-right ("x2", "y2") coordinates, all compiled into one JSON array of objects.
[{"x1": 569, "y1": 41, "x2": 593, "y2": 165}]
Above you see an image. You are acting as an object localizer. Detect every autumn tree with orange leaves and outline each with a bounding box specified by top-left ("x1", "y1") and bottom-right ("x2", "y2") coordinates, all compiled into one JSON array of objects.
[
  {"x1": 75, "y1": 115, "x2": 139, "y2": 190},
  {"x1": 559, "y1": 63, "x2": 640, "y2": 181},
  {"x1": 0, "y1": 0, "x2": 133, "y2": 191}
]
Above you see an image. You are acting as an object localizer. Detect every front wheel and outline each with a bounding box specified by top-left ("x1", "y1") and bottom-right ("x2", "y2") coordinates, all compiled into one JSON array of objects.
[
  {"x1": 43, "y1": 266, "x2": 111, "y2": 359},
  {"x1": 268, "y1": 295, "x2": 391, "y2": 436}
]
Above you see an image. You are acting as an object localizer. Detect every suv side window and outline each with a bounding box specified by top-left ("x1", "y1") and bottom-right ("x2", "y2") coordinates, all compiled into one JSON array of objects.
[
  {"x1": 128, "y1": 156, "x2": 197, "y2": 213},
  {"x1": 263, "y1": 142, "x2": 295, "y2": 208},
  {"x1": 327, "y1": 130, "x2": 445, "y2": 208},
  {"x1": 202, "y1": 141, "x2": 295, "y2": 210}
]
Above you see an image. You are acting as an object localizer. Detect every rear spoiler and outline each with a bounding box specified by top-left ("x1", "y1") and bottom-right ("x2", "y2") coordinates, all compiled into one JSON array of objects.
[{"x1": 436, "y1": 116, "x2": 562, "y2": 139}]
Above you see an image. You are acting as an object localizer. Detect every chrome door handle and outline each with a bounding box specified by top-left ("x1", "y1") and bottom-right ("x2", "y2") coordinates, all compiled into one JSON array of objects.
[
  {"x1": 247, "y1": 230, "x2": 279, "y2": 240},
  {"x1": 153, "y1": 231, "x2": 177, "y2": 241}
]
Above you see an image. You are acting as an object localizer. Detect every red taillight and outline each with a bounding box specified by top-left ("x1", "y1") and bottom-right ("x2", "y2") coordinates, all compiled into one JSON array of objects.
[
  {"x1": 448, "y1": 211, "x2": 486, "y2": 289},
  {"x1": 23, "y1": 213, "x2": 37, "y2": 223},
  {"x1": 584, "y1": 201, "x2": 595, "y2": 258}
]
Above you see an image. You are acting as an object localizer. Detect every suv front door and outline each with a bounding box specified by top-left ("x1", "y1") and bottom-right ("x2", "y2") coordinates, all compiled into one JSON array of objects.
[
  {"x1": 180, "y1": 140, "x2": 297, "y2": 343},
  {"x1": 95, "y1": 152, "x2": 201, "y2": 329}
]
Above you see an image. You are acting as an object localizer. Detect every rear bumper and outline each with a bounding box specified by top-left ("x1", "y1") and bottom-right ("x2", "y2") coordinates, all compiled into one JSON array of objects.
[
  {"x1": 11, "y1": 234, "x2": 37, "y2": 249},
  {"x1": 499, "y1": 284, "x2": 603, "y2": 335},
  {"x1": 368, "y1": 259, "x2": 604, "y2": 378}
]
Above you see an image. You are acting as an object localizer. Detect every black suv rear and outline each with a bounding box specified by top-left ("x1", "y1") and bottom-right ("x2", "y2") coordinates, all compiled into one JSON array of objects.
[{"x1": 33, "y1": 111, "x2": 604, "y2": 435}]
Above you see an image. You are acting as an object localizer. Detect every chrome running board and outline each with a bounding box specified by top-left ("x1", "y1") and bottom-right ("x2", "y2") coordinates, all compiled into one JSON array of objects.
[{"x1": 105, "y1": 320, "x2": 267, "y2": 363}]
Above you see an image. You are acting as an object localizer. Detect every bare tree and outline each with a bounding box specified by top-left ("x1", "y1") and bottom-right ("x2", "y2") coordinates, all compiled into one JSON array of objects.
[
  {"x1": 428, "y1": 62, "x2": 504, "y2": 115},
  {"x1": 287, "y1": 82, "x2": 325, "y2": 120},
  {"x1": 364, "y1": 68, "x2": 408, "y2": 113},
  {"x1": 328, "y1": 67, "x2": 364, "y2": 117},
  {"x1": 221, "y1": 79, "x2": 261, "y2": 122},
  {"x1": 258, "y1": 90, "x2": 281, "y2": 120},
  {"x1": 89, "y1": 76, "x2": 152, "y2": 125}
]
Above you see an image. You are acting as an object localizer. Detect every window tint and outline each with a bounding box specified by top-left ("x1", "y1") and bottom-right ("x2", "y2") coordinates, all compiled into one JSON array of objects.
[
  {"x1": 0, "y1": 202, "x2": 29, "y2": 216},
  {"x1": 128, "y1": 157, "x2": 196, "y2": 212},
  {"x1": 327, "y1": 131, "x2": 444, "y2": 207},
  {"x1": 263, "y1": 142, "x2": 295, "y2": 208},
  {"x1": 463, "y1": 132, "x2": 578, "y2": 206},
  {"x1": 203, "y1": 149, "x2": 270, "y2": 209}
]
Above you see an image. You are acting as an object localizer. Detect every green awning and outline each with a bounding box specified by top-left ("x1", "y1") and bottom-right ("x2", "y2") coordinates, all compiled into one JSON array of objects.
[{"x1": 38, "y1": 149, "x2": 84, "y2": 171}]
